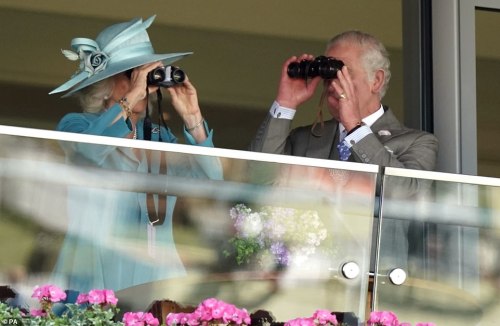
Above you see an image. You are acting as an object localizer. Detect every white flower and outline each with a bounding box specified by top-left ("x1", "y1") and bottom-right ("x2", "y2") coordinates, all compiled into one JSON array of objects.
[{"x1": 240, "y1": 212, "x2": 263, "y2": 237}]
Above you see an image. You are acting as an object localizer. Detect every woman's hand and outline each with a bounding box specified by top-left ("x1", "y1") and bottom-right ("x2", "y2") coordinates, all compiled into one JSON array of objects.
[
  {"x1": 124, "y1": 62, "x2": 163, "y2": 109},
  {"x1": 167, "y1": 76, "x2": 201, "y2": 118},
  {"x1": 167, "y1": 76, "x2": 207, "y2": 142}
]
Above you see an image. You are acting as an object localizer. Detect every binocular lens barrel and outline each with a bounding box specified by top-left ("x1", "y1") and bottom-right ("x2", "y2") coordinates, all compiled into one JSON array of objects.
[
  {"x1": 287, "y1": 56, "x2": 344, "y2": 80},
  {"x1": 147, "y1": 66, "x2": 186, "y2": 87}
]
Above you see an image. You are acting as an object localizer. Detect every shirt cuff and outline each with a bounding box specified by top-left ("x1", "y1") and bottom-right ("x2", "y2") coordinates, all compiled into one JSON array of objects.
[
  {"x1": 183, "y1": 120, "x2": 214, "y2": 146},
  {"x1": 269, "y1": 101, "x2": 296, "y2": 120},
  {"x1": 344, "y1": 125, "x2": 372, "y2": 148}
]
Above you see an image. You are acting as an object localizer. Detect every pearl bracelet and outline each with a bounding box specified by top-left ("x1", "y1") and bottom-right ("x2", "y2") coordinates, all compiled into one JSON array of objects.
[
  {"x1": 118, "y1": 97, "x2": 132, "y2": 117},
  {"x1": 186, "y1": 117, "x2": 205, "y2": 132}
]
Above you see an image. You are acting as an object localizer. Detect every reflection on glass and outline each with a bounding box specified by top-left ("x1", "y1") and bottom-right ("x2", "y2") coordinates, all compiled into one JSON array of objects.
[
  {"x1": 377, "y1": 171, "x2": 500, "y2": 325},
  {"x1": 0, "y1": 131, "x2": 377, "y2": 322},
  {"x1": 50, "y1": 137, "x2": 223, "y2": 293}
]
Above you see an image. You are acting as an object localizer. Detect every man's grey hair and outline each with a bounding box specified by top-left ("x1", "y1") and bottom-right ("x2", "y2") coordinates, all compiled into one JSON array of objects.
[{"x1": 327, "y1": 30, "x2": 391, "y2": 99}]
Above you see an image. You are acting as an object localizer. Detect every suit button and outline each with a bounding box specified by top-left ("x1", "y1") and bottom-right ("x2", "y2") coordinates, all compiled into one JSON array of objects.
[{"x1": 361, "y1": 154, "x2": 367, "y2": 159}]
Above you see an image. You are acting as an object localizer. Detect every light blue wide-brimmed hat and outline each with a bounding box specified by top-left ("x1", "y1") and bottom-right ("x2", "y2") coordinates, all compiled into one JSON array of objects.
[{"x1": 49, "y1": 15, "x2": 192, "y2": 97}]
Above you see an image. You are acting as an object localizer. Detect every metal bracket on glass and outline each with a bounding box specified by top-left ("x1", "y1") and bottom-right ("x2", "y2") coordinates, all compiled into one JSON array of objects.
[
  {"x1": 388, "y1": 268, "x2": 407, "y2": 285},
  {"x1": 341, "y1": 261, "x2": 360, "y2": 279}
]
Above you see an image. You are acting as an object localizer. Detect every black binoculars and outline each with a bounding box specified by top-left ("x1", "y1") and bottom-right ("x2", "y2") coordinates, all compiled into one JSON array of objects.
[
  {"x1": 147, "y1": 66, "x2": 186, "y2": 88},
  {"x1": 287, "y1": 56, "x2": 344, "y2": 80}
]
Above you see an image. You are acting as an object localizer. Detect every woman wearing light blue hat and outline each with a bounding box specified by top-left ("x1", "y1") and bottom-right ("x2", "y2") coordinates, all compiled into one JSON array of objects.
[{"x1": 50, "y1": 16, "x2": 223, "y2": 293}]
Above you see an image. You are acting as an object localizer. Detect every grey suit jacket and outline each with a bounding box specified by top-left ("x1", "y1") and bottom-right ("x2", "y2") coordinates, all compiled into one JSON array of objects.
[{"x1": 250, "y1": 106, "x2": 438, "y2": 197}]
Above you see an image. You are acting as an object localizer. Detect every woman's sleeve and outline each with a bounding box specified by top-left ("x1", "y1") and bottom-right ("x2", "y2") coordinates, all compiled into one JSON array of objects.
[
  {"x1": 165, "y1": 121, "x2": 224, "y2": 181},
  {"x1": 57, "y1": 105, "x2": 131, "y2": 137},
  {"x1": 56, "y1": 105, "x2": 133, "y2": 165}
]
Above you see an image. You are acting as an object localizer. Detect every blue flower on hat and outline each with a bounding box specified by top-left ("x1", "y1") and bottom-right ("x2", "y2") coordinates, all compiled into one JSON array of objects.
[
  {"x1": 85, "y1": 51, "x2": 109, "y2": 74},
  {"x1": 59, "y1": 38, "x2": 111, "y2": 89},
  {"x1": 62, "y1": 46, "x2": 109, "y2": 76}
]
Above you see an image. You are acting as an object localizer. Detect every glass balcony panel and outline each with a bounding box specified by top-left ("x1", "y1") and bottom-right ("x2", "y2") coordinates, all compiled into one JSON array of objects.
[
  {"x1": 377, "y1": 167, "x2": 500, "y2": 325},
  {"x1": 0, "y1": 126, "x2": 378, "y2": 322}
]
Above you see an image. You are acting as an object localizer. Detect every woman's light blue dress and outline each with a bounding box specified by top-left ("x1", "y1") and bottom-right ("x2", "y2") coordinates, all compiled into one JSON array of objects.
[{"x1": 52, "y1": 104, "x2": 222, "y2": 292}]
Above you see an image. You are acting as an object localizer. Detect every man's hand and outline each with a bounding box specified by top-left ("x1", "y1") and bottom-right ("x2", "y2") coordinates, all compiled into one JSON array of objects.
[
  {"x1": 275, "y1": 54, "x2": 322, "y2": 109},
  {"x1": 331, "y1": 66, "x2": 363, "y2": 131}
]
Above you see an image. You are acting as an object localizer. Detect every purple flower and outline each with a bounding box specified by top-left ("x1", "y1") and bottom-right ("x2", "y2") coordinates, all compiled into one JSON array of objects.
[
  {"x1": 227, "y1": 204, "x2": 327, "y2": 267},
  {"x1": 270, "y1": 242, "x2": 289, "y2": 265}
]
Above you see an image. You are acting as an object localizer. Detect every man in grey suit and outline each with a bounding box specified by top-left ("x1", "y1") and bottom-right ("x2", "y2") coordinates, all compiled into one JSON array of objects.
[
  {"x1": 250, "y1": 30, "x2": 437, "y2": 184},
  {"x1": 250, "y1": 31, "x2": 438, "y2": 275}
]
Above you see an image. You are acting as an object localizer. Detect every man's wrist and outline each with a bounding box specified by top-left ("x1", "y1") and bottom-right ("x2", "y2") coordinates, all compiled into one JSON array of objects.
[
  {"x1": 275, "y1": 97, "x2": 298, "y2": 109},
  {"x1": 344, "y1": 124, "x2": 372, "y2": 148},
  {"x1": 347, "y1": 121, "x2": 366, "y2": 135},
  {"x1": 270, "y1": 101, "x2": 296, "y2": 120}
]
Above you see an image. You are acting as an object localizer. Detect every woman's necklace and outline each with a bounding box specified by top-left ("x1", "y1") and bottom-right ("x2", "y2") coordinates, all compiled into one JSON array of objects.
[{"x1": 133, "y1": 126, "x2": 137, "y2": 139}]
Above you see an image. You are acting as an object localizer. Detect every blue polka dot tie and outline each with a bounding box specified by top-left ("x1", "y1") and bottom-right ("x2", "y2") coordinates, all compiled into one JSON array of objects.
[{"x1": 337, "y1": 129, "x2": 351, "y2": 161}]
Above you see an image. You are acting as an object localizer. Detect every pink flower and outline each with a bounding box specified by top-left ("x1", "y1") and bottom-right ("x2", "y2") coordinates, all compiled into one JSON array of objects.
[
  {"x1": 166, "y1": 312, "x2": 185, "y2": 325},
  {"x1": 165, "y1": 298, "x2": 250, "y2": 326},
  {"x1": 181, "y1": 314, "x2": 192, "y2": 325},
  {"x1": 228, "y1": 307, "x2": 251, "y2": 325},
  {"x1": 211, "y1": 305, "x2": 224, "y2": 320},
  {"x1": 186, "y1": 316, "x2": 200, "y2": 326},
  {"x1": 166, "y1": 312, "x2": 198, "y2": 326},
  {"x1": 30, "y1": 308, "x2": 47, "y2": 317},
  {"x1": 221, "y1": 303, "x2": 237, "y2": 323},
  {"x1": 312, "y1": 309, "x2": 338, "y2": 325},
  {"x1": 198, "y1": 308, "x2": 213, "y2": 322},
  {"x1": 87, "y1": 289, "x2": 118, "y2": 305},
  {"x1": 285, "y1": 317, "x2": 315, "y2": 326},
  {"x1": 76, "y1": 293, "x2": 89, "y2": 304},
  {"x1": 31, "y1": 284, "x2": 67, "y2": 303},
  {"x1": 367, "y1": 311, "x2": 399, "y2": 326},
  {"x1": 123, "y1": 311, "x2": 160, "y2": 326},
  {"x1": 201, "y1": 298, "x2": 219, "y2": 310}
]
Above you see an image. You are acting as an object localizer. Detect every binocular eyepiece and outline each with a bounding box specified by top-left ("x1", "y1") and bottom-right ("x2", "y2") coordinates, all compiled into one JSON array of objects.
[
  {"x1": 147, "y1": 66, "x2": 186, "y2": 88},
  {"x1": 287, "y1": 56, "x2": 344, "y2": 80}
]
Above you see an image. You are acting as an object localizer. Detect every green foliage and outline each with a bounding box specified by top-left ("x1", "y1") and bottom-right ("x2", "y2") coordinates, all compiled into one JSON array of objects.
[
  {"x1": 0, "y1": 302, "x2": 125, "y2": 326},
  {"x1": 0, "y1": 302, "x2": 24, "y2": 323},
  {"x1": 224, "y1": 237, "x2": 262, "y2": 265}
]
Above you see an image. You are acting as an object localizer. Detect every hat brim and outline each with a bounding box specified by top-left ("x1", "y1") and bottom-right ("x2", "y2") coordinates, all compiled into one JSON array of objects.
[{"x1": 60, "y1": 52, "x2": 192, "y2": 97}]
